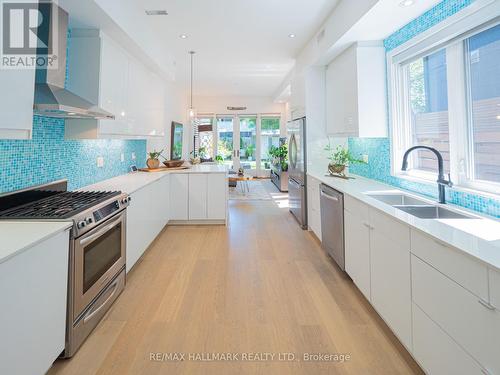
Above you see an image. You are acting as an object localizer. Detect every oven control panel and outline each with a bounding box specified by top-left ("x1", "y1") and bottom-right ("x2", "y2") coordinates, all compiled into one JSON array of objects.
[
  {"x1": 93, "y1": 201, "x2": 120, "y2": 223},
  {"x1": 73, "y1": 194, "x2": 130, "y2": 237}
]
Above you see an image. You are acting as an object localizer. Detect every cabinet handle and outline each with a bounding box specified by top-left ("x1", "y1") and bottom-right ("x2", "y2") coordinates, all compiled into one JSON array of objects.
[
  {"x1": 478, "y1": 299, "x2": 496, "y2": 311},
  {"x1": 362, "y1": 222, "x2": 373, "y2": 230}
]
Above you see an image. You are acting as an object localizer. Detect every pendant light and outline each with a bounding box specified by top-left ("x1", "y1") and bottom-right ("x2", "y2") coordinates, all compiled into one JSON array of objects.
[{"x1": 188, "y1": 51, "x2": 197, "y2": 119}]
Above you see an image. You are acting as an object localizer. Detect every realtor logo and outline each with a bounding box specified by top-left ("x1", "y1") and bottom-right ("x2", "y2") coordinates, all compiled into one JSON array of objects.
[{"x1": 1, "y1": 0, "x2": 58, "y2": 69}]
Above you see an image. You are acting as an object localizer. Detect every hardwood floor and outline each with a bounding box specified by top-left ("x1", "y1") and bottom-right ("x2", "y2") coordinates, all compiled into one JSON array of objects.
[{"x1": 49, "y1": 195, "x2": 423, "y2": 375}]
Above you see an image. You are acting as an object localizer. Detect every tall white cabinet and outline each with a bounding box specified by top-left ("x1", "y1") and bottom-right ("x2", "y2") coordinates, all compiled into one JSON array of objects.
[{"x1": 65, "y1": 30, "x2": 167, "y2": 140}]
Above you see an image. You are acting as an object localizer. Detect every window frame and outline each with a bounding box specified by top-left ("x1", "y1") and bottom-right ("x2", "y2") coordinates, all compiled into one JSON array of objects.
[{"x1": 388, "y1": 0, "x2": 500, "y2": 196}]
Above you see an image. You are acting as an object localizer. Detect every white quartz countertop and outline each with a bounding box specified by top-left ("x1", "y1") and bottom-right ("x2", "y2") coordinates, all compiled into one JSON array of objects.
[
  {"x1": 308, "y1": 167, "x2": 500, "y2": 271},
  {"x1": 0, "y1": 221, "x2": 72, "y2": 265},
  {"x1": 81, "y1": 163, "x2": 229, "y2": 195}
]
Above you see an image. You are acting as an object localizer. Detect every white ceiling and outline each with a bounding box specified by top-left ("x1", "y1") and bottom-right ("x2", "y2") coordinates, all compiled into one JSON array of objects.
[{"x1": 133, "y1": 0, "x2": 340, "y2": 97}]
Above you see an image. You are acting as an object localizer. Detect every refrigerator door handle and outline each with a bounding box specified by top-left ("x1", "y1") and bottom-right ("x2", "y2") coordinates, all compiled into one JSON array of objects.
[{"x1": 289, "y1": 134, "x2": 298, "y2": 169}]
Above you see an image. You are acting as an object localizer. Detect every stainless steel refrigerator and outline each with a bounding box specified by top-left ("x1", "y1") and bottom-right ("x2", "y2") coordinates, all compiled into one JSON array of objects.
[{"x1": 287, "y1": 117, "x2": 307, "y2": 229}]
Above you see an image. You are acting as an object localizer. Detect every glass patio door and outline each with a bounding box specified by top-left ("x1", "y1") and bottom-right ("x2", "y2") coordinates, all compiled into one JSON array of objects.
[
  {"x1": 214, "y1": 114, "x2": 281, "y2": 175},
  {"x1": 216, "y1": 116, "x2": 239, "y2": 169},
  {"x1": 238, "y1": 116, "x2": 257, "y2": 174}
]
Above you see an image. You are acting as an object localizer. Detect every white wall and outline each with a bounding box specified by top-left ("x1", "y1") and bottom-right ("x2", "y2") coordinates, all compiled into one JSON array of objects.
[{"x1": 276, "y1": 0, "x2": 380, "y2": 172}]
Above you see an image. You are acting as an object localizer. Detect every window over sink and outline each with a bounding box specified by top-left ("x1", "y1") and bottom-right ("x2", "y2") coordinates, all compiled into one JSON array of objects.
[{"x1": 389, "y1": 6, "x2": 500, "y2": 196}]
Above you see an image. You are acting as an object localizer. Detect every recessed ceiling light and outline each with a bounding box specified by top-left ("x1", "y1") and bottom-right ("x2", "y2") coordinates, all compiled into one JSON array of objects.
[
  {"x1": 180, "y1": 34, "x2": 188, "y2": 39},
  {"x1": 145, "y1": 10, "x2": 168, "y2": 16},
  {"x1": 399, "y1": 0, "x2": 415, "y2": 7},
  {"x1": 288, "y1": 34, "x2": 296, "y2": 38}
]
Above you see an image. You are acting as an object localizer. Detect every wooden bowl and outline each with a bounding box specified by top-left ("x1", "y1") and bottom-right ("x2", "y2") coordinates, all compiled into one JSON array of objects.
[{"x1": 163, "y1": 160, "x2": 185, "y2": 168}]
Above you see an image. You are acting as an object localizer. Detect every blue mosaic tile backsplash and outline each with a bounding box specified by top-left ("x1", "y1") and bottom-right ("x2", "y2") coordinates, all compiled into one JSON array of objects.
[
  {"x1": 348, "y1": 0, "x2": 500, "y2": 219},
  {"x1": 0, "y1": 116, "x2": 146, "y2": 194}
]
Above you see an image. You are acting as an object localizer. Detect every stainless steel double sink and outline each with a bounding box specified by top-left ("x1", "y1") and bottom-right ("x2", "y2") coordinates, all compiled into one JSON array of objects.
[{"x1": 367, "y1": 193, "x2": 474, "y2": 220}]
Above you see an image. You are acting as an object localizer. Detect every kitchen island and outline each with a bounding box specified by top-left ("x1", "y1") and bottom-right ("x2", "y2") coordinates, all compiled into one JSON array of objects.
[{"x1": 82, "y1": 163, "x2": 229, "y2": 272}]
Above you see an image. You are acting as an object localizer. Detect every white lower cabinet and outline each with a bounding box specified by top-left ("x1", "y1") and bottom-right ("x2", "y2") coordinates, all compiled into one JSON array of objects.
[
  {"x1": 189, "y1": 174, "x2": 208, "y2": 220},
  {"x1": 490, "y1": 268, "x2": 500, "y2": 309},
  {"x1": 412, "y1": 302, "x2": 484, "y2": 375},
  {"x1": 307, "y1": 176, "x2": 322, "y2": 239},
  {"x1": 411, "y1": 230, "x2": 488, "y2": 300},
  {"x1": 127, "y1": 176, "x2": 170, "y2": 272},
  {"x1": 340, "y1": 189, "x2": 499, "y2": 374},
  {"x1": 412, "y1": 254, "x2": 500, "y2": 374},
  {"x1": 0, "y1": 230, "x2": 70, "y2": 375},
  {"x1": 171, "y1": 173, "x2": 227, "y2": 222},
  {"x1": 343, "y1": 196, "x2": 411, "y2": 348},
  {"x1": 170, "y1": 174, "x2": 189, "y2": 220},
  {"x1": 207, "y1": 173, "x2": 228, "y2": 220},
  {"x1": 344, "y1": 208, "x2": 371, "y2": 301},
  {"x1": 369, "y1": 209, "x2": 412, "y2": 349}
]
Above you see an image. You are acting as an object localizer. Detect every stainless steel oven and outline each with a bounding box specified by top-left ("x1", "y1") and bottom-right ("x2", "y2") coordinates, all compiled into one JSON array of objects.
[
  {"x1": 65, "y1": 198, "x2": 130, "y2": 358},
  {"x1": 72, "y1": 211, "x2": 126, "y2": 319}
]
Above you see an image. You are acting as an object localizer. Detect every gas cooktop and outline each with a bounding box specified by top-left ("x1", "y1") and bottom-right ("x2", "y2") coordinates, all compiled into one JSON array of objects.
[{"x1": 0, "y1": 190, "x2": 121, "y2": 219}]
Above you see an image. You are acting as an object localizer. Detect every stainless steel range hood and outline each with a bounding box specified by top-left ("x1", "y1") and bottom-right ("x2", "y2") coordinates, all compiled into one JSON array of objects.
[{"x1": 33, "y1": 4, "x2": 114, "y2": 120}]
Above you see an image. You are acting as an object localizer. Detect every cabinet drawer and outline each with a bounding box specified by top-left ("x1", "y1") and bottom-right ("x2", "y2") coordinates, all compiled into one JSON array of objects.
[
  {"x1": 411, "y1": 230, "x2": 488, "y2": 300},
  {"x1": 490, "y1": 268, "x2": 500, "y2": 309},
  {"x1": 344, "y1": 195, "x2": 370, "y2": 222},
  {"x1": 412, "y1": 303, "x2": 484, "y2": 375},
  {"x1": 412, "y1": 255, "x2": 500, "y2": 374}
]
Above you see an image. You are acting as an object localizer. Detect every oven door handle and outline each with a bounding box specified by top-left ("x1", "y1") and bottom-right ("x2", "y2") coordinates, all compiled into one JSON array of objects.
[
  {"x1": 83, "y1": 278, "x2": 119, "y2": 324},
  {"x1": 79, "y1": 214, "x2": 123, "y2": 246}
]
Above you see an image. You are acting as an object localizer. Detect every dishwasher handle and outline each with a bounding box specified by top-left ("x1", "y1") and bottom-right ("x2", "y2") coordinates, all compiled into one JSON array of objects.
[{"x1": 320, "y1": 190, "x2": 339, "y2": 202}]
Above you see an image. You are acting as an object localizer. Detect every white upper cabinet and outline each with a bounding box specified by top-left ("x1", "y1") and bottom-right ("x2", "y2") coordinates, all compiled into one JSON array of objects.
[
  {"x1": 326, "y1": 42, "x2": 387, "y2": 137},
  {"x1": 0, "y1": 67, "x2": 35, "y2": 139},
  {"x1": 127, "y1": 57, "x2": 166, "y2": 138},
  {"x1": 98, "y1": 33, "x2": 129, "y2": 136},
  {"x1": 65, "y1": 30, "x2": 166, "y2": 139}
]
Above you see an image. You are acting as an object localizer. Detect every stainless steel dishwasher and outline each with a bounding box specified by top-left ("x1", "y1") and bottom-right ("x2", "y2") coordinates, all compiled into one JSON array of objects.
[{"x1": 320, "y1": 184, "x2": 345, "y2": 270}]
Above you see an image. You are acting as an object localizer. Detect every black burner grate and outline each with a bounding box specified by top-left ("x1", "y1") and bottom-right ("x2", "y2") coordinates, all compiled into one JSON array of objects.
[{"x1": 0, "y1": 191, "x2": 121, "y2": 219}]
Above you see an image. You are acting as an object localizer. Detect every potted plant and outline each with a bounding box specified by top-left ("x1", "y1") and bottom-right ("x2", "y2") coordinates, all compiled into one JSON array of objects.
[
  {"x1": 147, "y1": 149, "x2": 163, "y2": 169},
  {"x1": 269, "y1": 143, "x2": 288, "y2": 168},
  {"x1": 215, "y1": 154, "x2": 224, "y2": 164},
  {"x1": 245, "y1": 144, "x2": 255, "y2": 160},
  {"x1": 324, "y1": 144, "x2": 365, "y2": 176}
]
